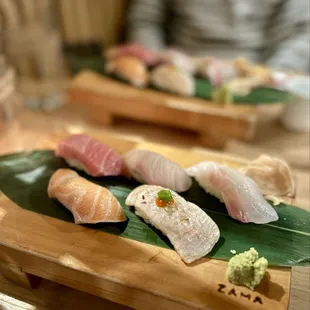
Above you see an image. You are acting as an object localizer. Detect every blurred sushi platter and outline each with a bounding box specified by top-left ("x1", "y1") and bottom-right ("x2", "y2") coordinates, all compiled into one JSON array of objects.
[
  {"x1": 68, "y1": 70, "x2": 258, "y2": 149},
  {"x1": 0, "y1": 129, "x2": 300, "y2": 310},
  {"x1": 65, "y1": 43, "x2": 301, "y2": 150}
]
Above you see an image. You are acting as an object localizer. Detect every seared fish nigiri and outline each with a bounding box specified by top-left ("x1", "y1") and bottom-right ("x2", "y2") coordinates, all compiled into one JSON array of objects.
[
  {"x1": 48, "y1": 169, "x2": 127, "y2": 224},
  {"x1": 187, "y1": 162, "x2": 279, "y2": 224},
  {"x1": 124, "y1": 149, "x2": 192, "y2": 192},
  {"x1": 125, "y1": 185, "x2": 220, "y2": 263}
]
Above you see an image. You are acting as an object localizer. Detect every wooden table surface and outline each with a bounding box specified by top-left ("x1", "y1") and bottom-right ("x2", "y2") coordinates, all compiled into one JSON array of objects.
[{"x1": 0, "y1": 87, "x2": 309, "y2": 310}]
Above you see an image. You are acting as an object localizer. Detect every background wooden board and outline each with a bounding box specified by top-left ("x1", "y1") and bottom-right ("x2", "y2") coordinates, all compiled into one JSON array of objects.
[
  {"x1": 68, "y1": 71, "x2": 258, "y2": 149},
  {"x1": 0, "y1": 130, "x2": 292, "y2": 310}
]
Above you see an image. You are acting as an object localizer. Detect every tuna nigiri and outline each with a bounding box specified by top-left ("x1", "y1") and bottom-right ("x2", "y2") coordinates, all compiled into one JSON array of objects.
[
  {"x1": 187, "y1": 162, "x2": 279, "y2": 224},
  {"x1": 48, "y1": 169, "x2": 127, "y2": 224},
  {"x1": 56, "y1": 134, "x2": 126, "y2": 177},
  {"x1": 125, "y1": 185, "x2": 220, "y2": 263},
  {"x1": 124, "y1": 149, "x2": 192, "y2": 192}
]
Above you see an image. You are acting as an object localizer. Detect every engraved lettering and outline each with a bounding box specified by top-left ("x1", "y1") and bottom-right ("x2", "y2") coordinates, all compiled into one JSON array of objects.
[
  {"x1": 228, "y1": 288, "x2": 237, "y2": 296},
  {"x1": 240, "y1": 292, "x2": 251, "y2": 300},
  {"x1": 253, "y1": 296, "x2": 263, "y2": 304},
  {"x1": 217, "y1": 284, "x2": 226, "y2": 293}
]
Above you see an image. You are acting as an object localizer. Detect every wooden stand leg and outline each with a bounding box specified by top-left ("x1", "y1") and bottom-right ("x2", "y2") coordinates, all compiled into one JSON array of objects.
[
  {"x1": 0, "y1": 261, "x2": 41, "y2": 289},
  {"x1": 88, "y1": 110, "x2": 114, "y2": 127},
  {"x1": 199, "y1": 130, "x2": 228, "y2": 150}
]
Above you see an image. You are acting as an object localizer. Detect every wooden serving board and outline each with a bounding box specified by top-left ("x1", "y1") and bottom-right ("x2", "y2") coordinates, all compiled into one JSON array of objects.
[
  {"x1": 68, "y1": 71, "x2": 258, "y2": 149},
  {"x1": 0, "y1": 130, "x2": 291, "y2": 310}
]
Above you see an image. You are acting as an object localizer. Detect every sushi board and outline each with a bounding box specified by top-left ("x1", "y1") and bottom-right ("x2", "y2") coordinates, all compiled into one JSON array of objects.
[
  {"x1": 68, "y1": 70, "x2": 258, "y2": 149},
  {"x1": 0, "y1": 130, "x2": 293, "y2": 310}
]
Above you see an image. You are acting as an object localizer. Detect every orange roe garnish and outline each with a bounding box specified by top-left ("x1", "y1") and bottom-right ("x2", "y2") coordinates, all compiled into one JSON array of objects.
[{"x1": 156, "y1": 197, "x2": 175, "y2": 208}]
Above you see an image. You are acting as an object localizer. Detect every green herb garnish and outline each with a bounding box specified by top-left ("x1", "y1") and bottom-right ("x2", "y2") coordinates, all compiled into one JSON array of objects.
[
  {"x1": 212, "y1": 85, "x2": 233, "y2": 105},
  {"x1": 157, "y1": 189, "x2": 172, "y2": 202}
]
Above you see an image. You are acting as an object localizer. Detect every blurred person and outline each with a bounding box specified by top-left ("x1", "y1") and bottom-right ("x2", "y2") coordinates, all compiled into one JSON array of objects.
[{"x1": 126, "y1": 0, "x2": 310, "y2": 72}]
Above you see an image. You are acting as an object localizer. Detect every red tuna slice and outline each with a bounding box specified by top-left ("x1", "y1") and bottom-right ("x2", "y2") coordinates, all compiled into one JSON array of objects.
[{"x1": 55, "y1": 135, "x2": 126, "y2": 177}]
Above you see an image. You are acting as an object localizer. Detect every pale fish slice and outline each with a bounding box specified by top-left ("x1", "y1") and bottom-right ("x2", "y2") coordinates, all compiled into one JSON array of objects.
[
  {"x1": 150, "y1": 64, "x2": 195, "y2": 96},
  {"x1": 239, "y1": 155, "x2": 295, "y2": 199},
  {"x1": 125, "y1": 185, "x2": 220, "y2": 263},
  {"x1": 187, "y1": 162, "x2": 279, "y2": 224},
  {"x1": 123, "y1": 149, "x2": 192, "y2": 192}
]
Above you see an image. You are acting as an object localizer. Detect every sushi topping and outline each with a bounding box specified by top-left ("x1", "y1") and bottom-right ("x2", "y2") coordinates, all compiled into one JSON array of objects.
[
  {"x1": 156, "y1": 197, "x2": 174, "y2": 208},
  {"x1": 157, "y1": 189, "x2": 172, "y2": 201},
  {"x1": 156, "y1": 190, "x2": 175, "y2": 208}
]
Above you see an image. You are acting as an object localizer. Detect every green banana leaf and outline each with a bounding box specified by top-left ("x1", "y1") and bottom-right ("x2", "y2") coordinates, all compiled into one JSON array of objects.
[
  {"x1": 195, "y1": 78, "x2": 290, "y2": 104},
  {"x1": 66, "y1": 54, "x2": 289, "y2": 104},
  {"x1": 0, "y1": 151, "x2": 309, "y2": 266}
]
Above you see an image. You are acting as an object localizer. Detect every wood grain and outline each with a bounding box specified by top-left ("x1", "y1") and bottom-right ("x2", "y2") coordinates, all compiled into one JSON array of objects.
[
  {"x1": 0, "y1": 261, "x2": 40, "y2": 289},
  {"x1": 0, "y1": 131, "x2": 292, "y2": 310},
  {"x1": 0, "y1": 274, "x2": 130, "y2": 310},
  {"x1": 68, "y1": 71, "x2": 258, "y2": 149},
  {"x1": 56, "y1": 0, "x2": 126, "y2": 45}
]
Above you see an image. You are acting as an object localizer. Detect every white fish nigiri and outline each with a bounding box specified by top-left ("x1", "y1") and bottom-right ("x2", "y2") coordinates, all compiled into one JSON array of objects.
[
  {"x1": 150, "y1": 64, "x2": 195, "y2": 96},
  {"x1": 187, "y1": 162, "x2": 279, "y2": 224},
  {"x1": 125, "y1": 185, "x2": 220, "y2": 263},
  {"x1": 239, "y1": 155, "x2": 295, "y2": 199},
  {"x1": 124, "y1": 149, "x2": 192, "y2": 192}
]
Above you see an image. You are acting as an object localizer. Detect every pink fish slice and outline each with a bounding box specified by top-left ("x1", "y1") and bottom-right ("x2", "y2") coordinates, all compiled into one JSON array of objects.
[
  {"x1": 56, "y1": 134, "x2": 126, "y2": 177},
  {"x1": 208, "y1": 166, "x2": 279, "y2": 224}
]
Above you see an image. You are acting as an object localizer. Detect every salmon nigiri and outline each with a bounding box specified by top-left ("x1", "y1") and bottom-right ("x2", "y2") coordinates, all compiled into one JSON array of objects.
[
  {"x1": 187, "y1": 162, "x2": 279, "y2": 224},
  {"x1": 48, "y1": 169, "x2": 127, "y2": 224},
  {"x1": 56, "y1": 134, "x2": 126, "y2": 177},
  {"x1": 105, "y1": 55, "x2": 148, "y2": 88}
]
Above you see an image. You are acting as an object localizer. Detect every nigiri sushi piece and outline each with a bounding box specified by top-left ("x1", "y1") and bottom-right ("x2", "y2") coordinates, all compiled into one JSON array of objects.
[
  {"x1": 48, "y1": 169, "x2": 127, "y2": 224},
  {"x1": 151, "y1": 64, "x2": 195, "y2": 96},
  {"x1": 239, "y1": 155, "x2": 295, "y2": 205},
  {"x1": 159, "y1": 49, "x2": 195, "y2": 74},
  {"x1": 234, "y1": 57, "x2": 271, "y2": 82},
  {"x1": 196, "y1": 57, "x2": 238, "y2": 86},
  {"x1": 125, "y1": 185, "x2": 220, "y2": 263},
  {"x1": 105, "y1": 55, "x2": 148, "y2": 88},
  {"x1": 228, "y1": 58, "x2": 271, "y2": 95},
  {"x1": 187, "y1": 162, "x2": 279, "y2": 224},
  {"x1": 124, "y1": 149, "x2": 192, "y2": 192},
  {"x1": 105, "y1": 43, "x2": 160, "y2": 66},
  {"x1": 56, "y1": 134, "x2": 126, "y2": 177}
]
